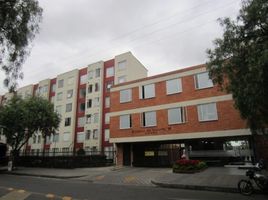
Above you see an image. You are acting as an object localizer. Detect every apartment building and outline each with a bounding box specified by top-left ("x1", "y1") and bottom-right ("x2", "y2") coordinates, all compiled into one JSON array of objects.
[
  {"x1": 109, "y1": 64, "x2": 253, "y2": 166},
  {"x1": 0, "y1": 52, "x2": 148, "y2": 154}
]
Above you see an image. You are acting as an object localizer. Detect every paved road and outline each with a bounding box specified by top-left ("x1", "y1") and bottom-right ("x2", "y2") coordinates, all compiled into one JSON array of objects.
[{"x1": 0, "y1": 174, "x2": 267, "y2": 200}]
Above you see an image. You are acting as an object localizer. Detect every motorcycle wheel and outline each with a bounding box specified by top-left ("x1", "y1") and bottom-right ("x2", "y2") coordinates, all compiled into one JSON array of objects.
[{"x1": 238, "y1": 180, "x2": 253, "y2": 196}]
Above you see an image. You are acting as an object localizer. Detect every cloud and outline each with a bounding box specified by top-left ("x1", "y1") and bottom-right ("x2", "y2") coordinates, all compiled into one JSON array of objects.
[{"x1": 0, "y1": 0, "x2": 241, "y2": 94}]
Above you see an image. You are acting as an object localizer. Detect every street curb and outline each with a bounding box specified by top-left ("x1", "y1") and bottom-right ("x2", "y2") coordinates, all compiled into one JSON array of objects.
[
  {"x1": 2, "y1": 171, "x2": 87, "y2": 179},
  {"x1": 151, "y1": 180, "x2": 238, "y2": 193}
]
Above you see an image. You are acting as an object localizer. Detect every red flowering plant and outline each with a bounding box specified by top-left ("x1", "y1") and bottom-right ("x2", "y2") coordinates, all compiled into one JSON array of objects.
[{"x1": 173, "y1": 159, "x2": 207, "y2": 173}]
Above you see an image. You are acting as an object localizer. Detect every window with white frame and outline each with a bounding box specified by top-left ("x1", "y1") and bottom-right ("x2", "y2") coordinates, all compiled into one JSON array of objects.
[
  {"x1": 120, "y1": 89, "x2": 132, "y2": 103},
  {"x1": 65, "y1": 103, "x2": 72, "y2": 112},
  {"x1": 95, "y1": 68, "x2": 101, "y2": 78},
  {"x1": 67, "y1": 89, "x2": 73, "y2": 99},
  {"x1": 197, "y1": 103, "x2": 218, "y2": 121},
  {"x1": 58, "y1": 79, "x2": 64, "y2": 88},
  {"x1": 78, "y1": 117, "x2": 85, "y2": 127},
  {"x1": 80, "y1": 74, "x2": 87, "y2": 84},
  {"x1": 93, "y1": 129, "x2": 98, "y2": 139},
  {"x1": 68, "y1": 76, "x2": 74, "y2": 85},
  {"x1": 85, "y1": 130, "x2": 91, "y2": 140},
  {"x1": 50, "y1": 96, "x2": 55, "y2": 104},
  {"x1": 118, "y1": 76, "x2": 126, "y2": 84},
  {"x1": 120, "y1": 114, "x2": 131, "y2": 129},
  {"x1": 106, "y1": 81, "x2": 113, "y2": 91},
  {"x1": 88, "y1": 84, "x2": 93, "y2": 93},
  {"x1": 77, "y1": 132, "x2": 85, "y2": 143},
  {"x1": 79, "y1": 102, "x2": 85, "y2": 112},
  {"x1": 65, "y1": 117, "x2": 71, "y2": 126},
  {"x1": 105, "y1": 113, "x2": 110, "y2": 124},
  {"x1": 79, "y1": 88, "x2": 86, "y2": 98},
  {"x1": 95, "y1": 82, "x2": 100, "y2": 92},
  {"x1": 63, "y1": 132, "x2": 70, "y2": 142},
  {"x1": 93, "y1": 97, "x2": 100, "y2": 107},
  {"x1": 168, "y1": 107, "x2": 185, "y2": 125},
  {"x1": 195, "y1": 72, "x2": 213, "y2": 89},
  {"x1": 52, "y1": 133, "x2": 59, "y2": 143},
  {"x1": 93, "y1": 113, "x2": 99, "y2": 123},
  {"x1": 105, "y1": 97, "x2": 110, "y2": 108},
  {"x1": 55, "y1": 105, "x2": 62, "y2": 114},
  {"x1": 57, "y1": 92, "x2": 63, "y2": 101},
  {"x1": 87, "y1": 99, "x2": 92, "y2": 108},
  {"x1": 118, "y1": 60, "x2": 126, "y2": 70},
  {"x1": 140, "y1": 84, "x2": 155, "y2": 99},
  {"x1": 86, "y1": 114, "x2": 92, "y2": 124},
  {"x1": 142, "y1": 111, "x2": 156, "y2": 127},
  {"x1": 106, "y1": 67, "x2": 114, "y2": 77},
  {"x1": 104, "y1": 129, "x2": 110, "y2": 141},
  {"x1": 166, "y1": 78, "x2": 182, "y2": 95},
  {"x1": 51, "y1": 84, "x2": 56, "y2": 92},
  {"x1": 88, "y1": 70, "x2": 94, "y2": 80}
]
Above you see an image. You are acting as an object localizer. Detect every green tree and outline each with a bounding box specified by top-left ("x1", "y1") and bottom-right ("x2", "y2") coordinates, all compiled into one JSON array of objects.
[
  {"x1": 206, "y1": 0, "x2": 268, "y2": 134},
  {"x1": 0, "y1": 95, "x2": 60, "y2": 167},
  {"x1": 0, "y1": 0, "x2": 42, "y2": 91}
]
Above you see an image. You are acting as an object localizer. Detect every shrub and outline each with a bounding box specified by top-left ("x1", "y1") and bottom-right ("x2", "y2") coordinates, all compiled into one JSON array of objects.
[{"x1": 173, "y1": 159, "x2": 207, "y2": 173}]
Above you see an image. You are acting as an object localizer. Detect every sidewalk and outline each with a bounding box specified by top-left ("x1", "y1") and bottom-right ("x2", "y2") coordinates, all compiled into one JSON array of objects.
[
  {"x1": 0, "y1": 166, "x2": 114, "y2": 179},
  {"x1": 151, "y1": 167, "x2": 246, "y2": 193}
]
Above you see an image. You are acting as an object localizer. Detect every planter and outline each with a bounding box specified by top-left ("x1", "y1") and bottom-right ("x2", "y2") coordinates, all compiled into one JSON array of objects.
[{"x1": 173, "y1": 167, "x2": 207, "y2": 174}]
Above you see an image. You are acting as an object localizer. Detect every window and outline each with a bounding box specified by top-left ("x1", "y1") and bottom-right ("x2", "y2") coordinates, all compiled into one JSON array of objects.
[
  {"x1": 118, "y1": 76, "x2": 126, "y2": 84},
  {"x1": 93, "y1": 97, "x2": 100, "y2": 107},
  {"x1": 66, "y1": 103, "x2": 72, "y2": 112},
  {"x1": 46, "y1": 135, "x2": 51, "y2": 144},
  {"x1": 87, "y1": 99, "x2": 92, "y2": 108},
  {"x1": 105, "y1": 97, "x2": 110, "y2": 108},
  {"x1": 104, "y1": 129, "x2": 110, "y2": 142},
  {"x1": 88, "y1": 84, "x2": 93, "y2": 93},
  {"x1": 140, "y1": 84, "x2": 155, "y2": 99},
  {"x1": 88, "y1": 70, "x2": 94, "y2": 80},
  {"x1": 37, "y1": 135, "x2": 41, "y2": 143},
  {"x1": 55, "y1": 105, "x2": 62, "y2": 114},
  {"x1": 79, "y1": 88, "x2": 86, "y2": 98},
  {"x1": 68, "y1": 77, "x2": 74, "y2": 85},
  {"x1": 57, "y1": 92, "x2": 63, "y2": 101},
  {"x1": 195, "y1": 72, "x2": 213, "y2": 89},
  {"x1": 118, "y1": 60, "x2": 126, "y2": 70},
  {"x1": 58, "y1": 79, "x2": 64, "y2": 88},
  {"x1": 198, "y1": 103, "x2": 218, "y2": 121},
  {"x1": 65, "y1": 117, "x2": 71, "y2": 126},
  {"x1": 63, "y1": 132, "x2": 70, "y2": 142},
  {"x1": 95, "y1": 68, "x2": 101, "y2": 78},
  {"x1": 93, "y1": 113, "x2": 99, "y2": 123},
  {"x1": 95, "y1": 83, "x2": 99, "y2": 92},
  {"x1": 120, "y1": 114, "x2": 131, "y2": 129},
  {"x1": 80, "y1": 74, "x2": 87, "y2": 84},
  {"x1": 51, "y1": 84, "x2": 56, "y2": 92},
  {"x1": 78, "y1": 117, "x2": 85, "y2": 127},
  {"x1": 79, "y1": 102, "x2": 85, "y2": 112},
  {"x1": 93, "y1": 129, "x2": 98, "y2": 139},
  {"x1": 106, "y1": 81, "x2": 113, "y2": 91},
  {"x1": 168, "y1": 107, "x2": 185, "y2": 125},
  {"x1": 52, "y1": 133, "x2": 59, "y2": 143},
  {"x1": 142, "y1": 111, "x2": 156, "y2": 127},
  {"x1": 33, "y1": 135, "x2": 37, "y2": 144},
  {"x1": 77, "y1": 132, "x2": 85, "y2": 143},
  {"x1": 86, "y1": 114, "x2": 92, "y2": 124},
  {"x1": 85, "y1": 130, "x2": 91, "y2": 140},
  {"x1": 106, "y1": 67, "x2": 114, "y2": 77},
  {"x1": 67, "y1": 89, "x2": 73, "y2": 99},
  {"x1": 166, "y1": 78, "x2": 182, "y2": 95},
  {"x1": 120, "y1": 89, "x2": 132, "y2": 103},
  {"x1": 105, "y1": 114, "x2": 110, "y2": 124}
]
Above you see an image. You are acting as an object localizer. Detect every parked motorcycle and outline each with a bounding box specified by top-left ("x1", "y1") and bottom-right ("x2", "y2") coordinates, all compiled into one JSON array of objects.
[{"x1": 238, "y1": 160, "x2": 268, "y2": 195}]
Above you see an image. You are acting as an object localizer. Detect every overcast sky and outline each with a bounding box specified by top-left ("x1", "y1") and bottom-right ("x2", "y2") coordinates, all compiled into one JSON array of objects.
[{"x1": 0, "y1": 0, "x2": 242, "y2": 94}]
